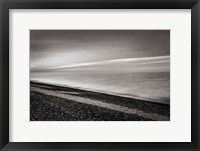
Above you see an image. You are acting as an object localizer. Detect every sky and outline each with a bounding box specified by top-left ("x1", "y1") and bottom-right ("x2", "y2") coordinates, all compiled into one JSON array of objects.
[{"x1": 30, "y1": 30, "x2": 170, "y2": 71}]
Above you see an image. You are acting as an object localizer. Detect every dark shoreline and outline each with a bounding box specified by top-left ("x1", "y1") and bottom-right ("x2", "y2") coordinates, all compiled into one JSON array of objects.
[{"x1": 30, "y1": 82, "x2": 170, "y2": 121}]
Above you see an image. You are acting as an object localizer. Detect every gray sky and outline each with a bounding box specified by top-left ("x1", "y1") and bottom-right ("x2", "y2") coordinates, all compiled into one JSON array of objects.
[{"x1": 30, "y1": 30, "x2": 170, "y2": 71}]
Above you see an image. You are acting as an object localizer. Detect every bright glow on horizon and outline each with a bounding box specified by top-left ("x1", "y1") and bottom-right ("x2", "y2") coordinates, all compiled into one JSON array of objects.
[{"x1": 53, "y1": 55, "x2": 170, "y2": 69}]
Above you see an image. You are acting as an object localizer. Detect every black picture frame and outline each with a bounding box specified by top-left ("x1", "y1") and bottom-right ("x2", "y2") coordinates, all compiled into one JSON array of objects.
[{"x1": 0, "y1": 0, "x2": 199, "y2": 151}]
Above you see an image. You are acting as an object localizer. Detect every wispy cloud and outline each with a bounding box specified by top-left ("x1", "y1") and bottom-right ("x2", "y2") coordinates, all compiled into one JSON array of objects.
[
  {"x1": 54, "y1": 55, "x2": 170, "y2": 69},
  {"x1": 138, "y1": 60, "x2": 170, "y2": 65}
]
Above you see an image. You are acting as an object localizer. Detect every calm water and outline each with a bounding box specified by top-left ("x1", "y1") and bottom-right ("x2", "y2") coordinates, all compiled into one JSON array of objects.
[{"x1": 31, "y1": 59, "x2": 170, "y2": 104}]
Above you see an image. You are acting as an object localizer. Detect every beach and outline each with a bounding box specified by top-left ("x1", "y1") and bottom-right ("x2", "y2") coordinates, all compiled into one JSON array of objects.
[{"x1": 30, "y1": 82, "x2": 170, "y2": 121}]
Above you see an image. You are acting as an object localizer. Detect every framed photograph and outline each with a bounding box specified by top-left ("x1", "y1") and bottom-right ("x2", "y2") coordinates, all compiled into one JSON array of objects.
[{"x1": 0, "y1": 0, "x2": 199, "y2": 150}]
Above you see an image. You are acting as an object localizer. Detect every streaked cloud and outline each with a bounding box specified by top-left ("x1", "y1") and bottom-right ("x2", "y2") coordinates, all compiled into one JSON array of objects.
[
  {"x1": 30, "y1": 30, "x2": 170, "y2": 71},
  {"x1": 55, "y1": 55, "x2": 170, "y2": 69}
]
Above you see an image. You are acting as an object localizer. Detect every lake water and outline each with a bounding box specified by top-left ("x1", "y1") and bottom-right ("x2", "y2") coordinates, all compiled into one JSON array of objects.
[{"x1": 31, "y1": 57, "x2": 170, "y2": 104}]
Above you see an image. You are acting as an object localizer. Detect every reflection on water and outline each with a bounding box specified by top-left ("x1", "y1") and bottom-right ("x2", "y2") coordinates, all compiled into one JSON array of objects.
[{"x1": 31, "y1": 58, "x2": 170, "y2": 104}]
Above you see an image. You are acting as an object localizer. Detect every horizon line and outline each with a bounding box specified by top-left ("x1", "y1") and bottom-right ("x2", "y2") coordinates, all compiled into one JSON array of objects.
[{"x1": 51, "y1": 55, "x2": 170, "y2": 69}]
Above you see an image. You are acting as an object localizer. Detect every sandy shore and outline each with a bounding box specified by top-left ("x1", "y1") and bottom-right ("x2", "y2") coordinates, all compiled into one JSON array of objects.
[{"x1": 30, "y1": 82, "x2": 170, "y2": 121}]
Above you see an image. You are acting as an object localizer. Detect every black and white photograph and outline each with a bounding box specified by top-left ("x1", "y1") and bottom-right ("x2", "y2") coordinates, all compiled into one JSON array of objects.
[{"x1": 30, "y1": 30, "x2": 170, "y2": 121}]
